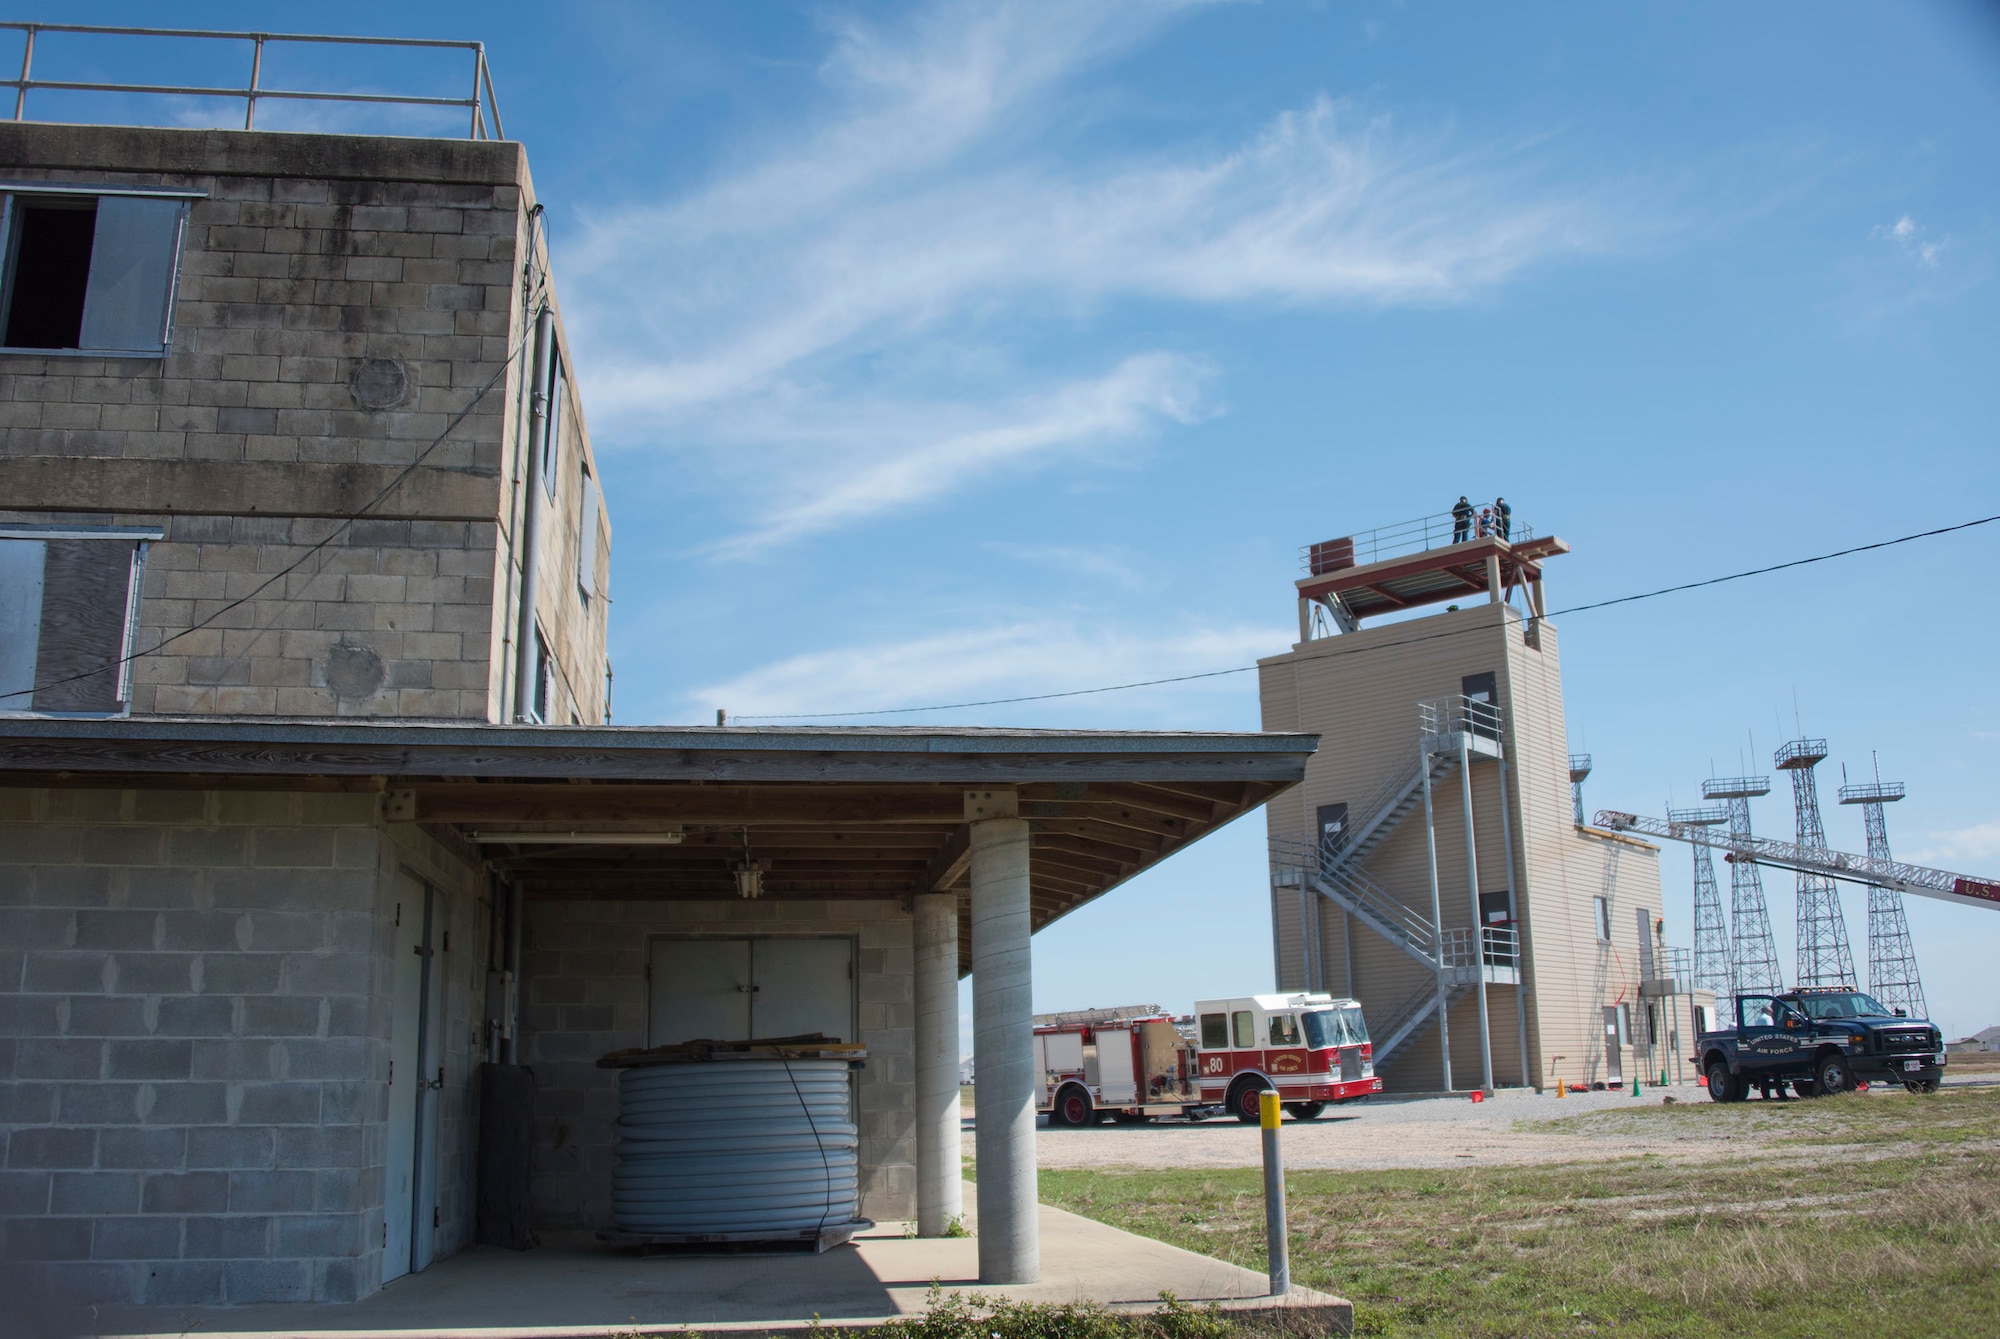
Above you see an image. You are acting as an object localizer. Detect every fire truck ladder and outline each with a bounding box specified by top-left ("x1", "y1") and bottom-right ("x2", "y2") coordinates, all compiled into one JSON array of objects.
[{"x1": 1593, "y1": 811, "x2": 2000, "y2": 914}]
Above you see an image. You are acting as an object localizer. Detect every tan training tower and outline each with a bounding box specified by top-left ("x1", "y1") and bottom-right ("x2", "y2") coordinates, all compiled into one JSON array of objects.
[{"x1": 1260, "y1": 510, "x2": 1702, "y2": 1094}]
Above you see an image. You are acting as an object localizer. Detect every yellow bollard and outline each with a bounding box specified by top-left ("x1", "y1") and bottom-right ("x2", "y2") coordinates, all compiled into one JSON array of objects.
[{"x1": 1259, "y1": 1090, "x2": 1289, "y2": 1296}]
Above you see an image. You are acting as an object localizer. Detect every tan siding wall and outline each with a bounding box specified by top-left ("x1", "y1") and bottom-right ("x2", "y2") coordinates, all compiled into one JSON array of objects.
[{"x1": 1261, "y1": 601, "x2": 1666, "y2": 1091}]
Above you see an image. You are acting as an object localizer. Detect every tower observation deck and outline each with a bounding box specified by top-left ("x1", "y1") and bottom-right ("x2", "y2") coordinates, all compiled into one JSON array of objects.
[{"x1": 1296, "y1": 508, "x2": 1570, "y2": 640}]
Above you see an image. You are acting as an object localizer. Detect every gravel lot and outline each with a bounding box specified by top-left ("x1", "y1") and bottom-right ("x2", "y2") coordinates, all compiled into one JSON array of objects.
[{"x1": 966, "y1": 1069, "x2": 1996, "y2": 1172}]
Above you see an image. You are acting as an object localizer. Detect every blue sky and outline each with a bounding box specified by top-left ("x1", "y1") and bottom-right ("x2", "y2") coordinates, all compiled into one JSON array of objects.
[{"x1": 43, "y1": 2, "x2": 2000, "y2": 1041}]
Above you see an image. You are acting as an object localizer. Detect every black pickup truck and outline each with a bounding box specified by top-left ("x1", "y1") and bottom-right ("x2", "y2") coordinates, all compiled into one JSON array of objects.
[{"x1": 1695, "y1": 987, "x2": 1946, "y2": 1102}]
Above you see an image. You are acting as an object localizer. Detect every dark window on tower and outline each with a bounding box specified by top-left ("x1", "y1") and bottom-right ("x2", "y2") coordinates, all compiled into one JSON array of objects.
[
  {"x1": 1, "y1": 192, "x2": 186, "y2": 354},
  {"x1": 1461, "y1": 670, "x2": 1499, "y2": 740},
  {"x1": 4, "y1": 198, "x2": 96, "y2": 349}
]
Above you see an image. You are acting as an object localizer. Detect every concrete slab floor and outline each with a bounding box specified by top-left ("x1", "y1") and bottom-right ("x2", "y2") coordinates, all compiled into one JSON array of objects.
[{"x1": 89, "y1": 1184, "x2": 1349, "y2": 1339}]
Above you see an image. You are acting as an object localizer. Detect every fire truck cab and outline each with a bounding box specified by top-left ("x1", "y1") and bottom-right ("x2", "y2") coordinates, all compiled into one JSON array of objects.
[{"x1": 1192, "y1": 992, "x2": 1381, "y2": 1122}]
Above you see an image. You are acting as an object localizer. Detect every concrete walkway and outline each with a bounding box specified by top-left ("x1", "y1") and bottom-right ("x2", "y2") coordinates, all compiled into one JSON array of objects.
[{"x1": 90, "y1": 1184, "x2": 1349, "y2": 1338}]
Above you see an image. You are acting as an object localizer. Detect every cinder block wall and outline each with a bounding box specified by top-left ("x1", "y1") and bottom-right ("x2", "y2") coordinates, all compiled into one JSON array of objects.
[
  {"x1": 0, "y1": 788, "x2": 490, "y2": 1306},
  {"x1": 520, "y1": 898, "x2": 917, "y2": 1230},
  {"x1": 0, "y1": 124, "x2": 610, "y2": 724}
]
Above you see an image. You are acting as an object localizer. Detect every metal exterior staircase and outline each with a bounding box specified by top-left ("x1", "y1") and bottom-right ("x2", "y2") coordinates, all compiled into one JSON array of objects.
[
  {"x1": 1271, "y1": 837, "x2": 1439, "y2": 969},
  {"x1": 1316, "y1": 749, "x2": 1460, "y2": 888},
  {"x1": 1367, "y1": 978, "x2": 1470, "y2": 1074}
]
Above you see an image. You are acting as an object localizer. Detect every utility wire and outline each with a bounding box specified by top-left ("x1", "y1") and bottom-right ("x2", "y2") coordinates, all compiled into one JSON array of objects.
[
  {"x1": 734, "y1": 509, "x2": 2000, "y2": 721},
  {"x1": 0, "y1": 330, "x2": 533, "y2": 706}
]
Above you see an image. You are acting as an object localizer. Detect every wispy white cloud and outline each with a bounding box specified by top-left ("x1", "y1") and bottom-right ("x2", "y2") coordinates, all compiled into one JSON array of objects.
[
  {"x1": 984, "y1": 540, "x2": 1153, "y2": 590},
  {"x1": 705, "y1": 351, "x2": 1214, "y2": 557},
  {"x1": 689, "y1": 617, "x2": 1282, "y2": 722},
  {"x1": 565, "y1": 0, "x2": 1635, "y2": 554},
  {"x1": 1872, "y1": 213, "x2": 1944, "y2": 267},
  {"x1": 1907, "y1": 820, "x2": 2000, "y2": 868}
]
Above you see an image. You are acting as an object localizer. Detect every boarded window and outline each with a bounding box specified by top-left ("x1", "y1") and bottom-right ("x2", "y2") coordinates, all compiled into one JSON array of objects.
[
  {"x1": 576, "y1": 467, "x2": 600, "y2": 600},
  {"x1": 2, "y1": 193, "x2": 185, "y2": 353},
  {"x1": 0, "y1": 534, "x2": 146, "y2": 715}
]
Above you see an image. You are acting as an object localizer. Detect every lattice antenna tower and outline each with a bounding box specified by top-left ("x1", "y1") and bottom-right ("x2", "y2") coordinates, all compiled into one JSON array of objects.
[
  {"x1": 1838, "y1": 761, "x2": 1927, "y2": 1017},
  {"x1": 1568, "y1": 754, "x2": 1592, "y2": 827},
  {"x1": 1775, "y1": 738, "x2": 1859, "y2": 988},
  {"x1": 1702, "y1": 775, "x2": 1784, "y2": 995},
  {"x1": 1669, "y1": 804, "x2": 1734, "y2": 1019}
]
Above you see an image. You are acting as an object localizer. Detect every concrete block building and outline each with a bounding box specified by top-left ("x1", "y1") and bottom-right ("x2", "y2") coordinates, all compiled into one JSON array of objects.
[
  {"x1": 0, "y1": 121, "x2": 609, "y2": 726},
  {"x1": 0, "y1": 30, "x2": 1317, "y2": 1313},
  {"x1": 1261, "y1": 514, "x2": 1706, "y2": 1094}
]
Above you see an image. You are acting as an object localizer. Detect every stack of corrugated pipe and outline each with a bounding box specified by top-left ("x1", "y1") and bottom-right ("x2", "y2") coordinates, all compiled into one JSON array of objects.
[{"x1": 611, "y1": 1055, "x2": 861, "y2": 1236}]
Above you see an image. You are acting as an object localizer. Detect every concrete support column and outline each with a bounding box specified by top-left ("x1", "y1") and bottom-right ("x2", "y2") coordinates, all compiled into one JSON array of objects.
[
  {"x1": 1484, "y1": 552, "x2": 1503, "y2": 603},
  {"x1": 1460, "y1": 736, "x2": 1495, "y2": 1094},
  {"x1": 914, "y1": 891, "x2": 962, "y2": 1237},
  {"x1": 1419, "y1": 748, "x2": 1452, "y2": 1093},
  {"x1": 968, "y1": 794, "x2": 1037, "y2": 1284}
]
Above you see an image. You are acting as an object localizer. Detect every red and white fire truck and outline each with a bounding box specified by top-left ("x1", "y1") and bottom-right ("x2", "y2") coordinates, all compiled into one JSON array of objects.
[{"x1": 1033, "y1": 992, "x2": 1380, "y2": 1127}]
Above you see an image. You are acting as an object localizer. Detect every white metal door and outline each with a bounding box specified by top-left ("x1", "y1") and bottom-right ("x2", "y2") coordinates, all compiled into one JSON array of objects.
[
  {"x1": 753, "y1": 938, "x2": 853, "y2": 1041},
  {"x1": 648, "y1": 939, "x2": 751, "y2": 1045},
  {"x1": 383, "y1": 881, "x2": 425, "y2": 1283},
  {"x1": 1602, "y1": 1007, "x2": 1623, "y2": 1085},
  {"x1": 1095, "y1": 1026, "x2": 1137, "y2": 1102}
]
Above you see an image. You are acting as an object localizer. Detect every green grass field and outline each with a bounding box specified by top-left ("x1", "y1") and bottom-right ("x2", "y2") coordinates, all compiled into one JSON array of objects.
[{"x1": 1033, "y1": 1089, "x2": 2000, "y2": 1339}]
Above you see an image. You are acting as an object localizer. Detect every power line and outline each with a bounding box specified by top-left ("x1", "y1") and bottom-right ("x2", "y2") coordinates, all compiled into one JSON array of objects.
[
  {"x1": 733, "y1": 509, "x2": 2000, "y2": 720},
  {"x1": 1, "y1": 330, "x2": 533, "y2": 706}
]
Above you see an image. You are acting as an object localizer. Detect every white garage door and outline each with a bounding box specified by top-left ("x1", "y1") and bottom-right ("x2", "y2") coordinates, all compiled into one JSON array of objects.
[{"x1": 647, "y1": 937, "x2": 855, "y2": 1046}]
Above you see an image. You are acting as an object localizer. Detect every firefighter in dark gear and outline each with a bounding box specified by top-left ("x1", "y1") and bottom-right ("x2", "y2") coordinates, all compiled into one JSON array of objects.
[
  {"x1": 1494, "y1": 496, "x2": 1512, "y2": 541},
  {"x1": 1452, "y1": 496, "x2": 1474, "y2": 543}
]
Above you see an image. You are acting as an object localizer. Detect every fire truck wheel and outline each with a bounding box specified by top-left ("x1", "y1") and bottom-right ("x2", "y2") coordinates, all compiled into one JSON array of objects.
[
  {"x1": 1230, "y1": 1080, "x2": 1271, "y2": 1123},
  {"x1": 1051, "y1": 1085, "x2": 1094, "y2": 1128},
  {"x1": 1285, "y1": 1102, "x2": 1326, "y2": 1120}
]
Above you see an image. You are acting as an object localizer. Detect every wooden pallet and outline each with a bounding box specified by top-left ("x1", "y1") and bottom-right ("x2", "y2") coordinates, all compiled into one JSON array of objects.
[{"x1": 597, "y1": 1219, "x2": 873, "y2": 1256}]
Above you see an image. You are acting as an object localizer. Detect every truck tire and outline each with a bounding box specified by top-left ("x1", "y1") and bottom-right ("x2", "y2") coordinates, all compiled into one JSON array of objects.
[
  {"x1": 1051, "y1": 1085, "x2": 1094, "y2": 1128},
  {"x1": 1286, "y1": 1102, "x2": 1327, "y2": 1120},
  {"x1": 1230, "y1": 1079, "x2": 1271, "y2": 1124},
  {"x1": 1816, "y1": 1054, "x2": 1854, "y2": 1095},
  {"x1": 1706, "y1": 1062, "x2": 1744, "y2": 1104}
]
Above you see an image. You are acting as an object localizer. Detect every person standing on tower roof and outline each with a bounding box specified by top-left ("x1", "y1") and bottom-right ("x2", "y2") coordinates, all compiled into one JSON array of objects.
[
  {"x1": 1494, "y1": 496, "x2": 1512, "y2": 541},
  {"x1": 1452, "y1": 495, "x2": 1474, "y2": 543}
]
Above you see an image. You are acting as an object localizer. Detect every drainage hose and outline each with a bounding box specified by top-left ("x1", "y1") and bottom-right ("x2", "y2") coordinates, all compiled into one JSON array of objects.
[{"x1": 611, "y1": 1058, "x2": 859, "y2": 1235}]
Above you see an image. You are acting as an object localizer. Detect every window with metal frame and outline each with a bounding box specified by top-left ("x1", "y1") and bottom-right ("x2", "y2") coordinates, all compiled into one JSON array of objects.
[
  {"x1": 1231, "y1": 1010, "x2": 1255, "y2": 1049},
  {"x1": 1593, "y1": 895, "x2": 1611, "y2": 942},
  {"x1": 0, "y1": 526, "x2": 156, "y2": 716},
  {"x1": 0, "y1": 186, "x2": 190, "y2": 355},
  {"x1": 1199, "y1": 1013, "x2": 1228, "y2": 1049},
  {"x1": 576, "y1": 465, "x2": 600, "y2": 602}
]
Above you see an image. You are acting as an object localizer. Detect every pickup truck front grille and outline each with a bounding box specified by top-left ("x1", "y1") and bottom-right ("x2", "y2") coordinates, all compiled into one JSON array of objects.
[{"x1": 1880, "y1": 1030, "x2": 1933, "y2": 1051}]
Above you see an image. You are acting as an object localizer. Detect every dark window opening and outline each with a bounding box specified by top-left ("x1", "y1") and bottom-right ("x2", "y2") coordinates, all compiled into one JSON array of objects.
[
  {"x1": 1461, "y1": 670, "x2": 1499, "y2": 739},
  {"x1": 4, "y1": 198, "x2": 97, "y2": 349},
  {"x1": 531, "y1": 629, "x2": 553, "y2": 723},
  {"x1": 1316, "y1": 801, "x2": 1349, "y2": 861}
]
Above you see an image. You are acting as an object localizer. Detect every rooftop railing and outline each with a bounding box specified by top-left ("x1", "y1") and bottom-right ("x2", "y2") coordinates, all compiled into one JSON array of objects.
[
  {"x1": 1420, "y1": 693, "x2": 1503, "y2": 744},
  {"x1": 2, "y1": 23, "x2": 504, "y2": 139},
  {"x1": 1300, "y1": 507, "x2": 1534, "y2": 575}
]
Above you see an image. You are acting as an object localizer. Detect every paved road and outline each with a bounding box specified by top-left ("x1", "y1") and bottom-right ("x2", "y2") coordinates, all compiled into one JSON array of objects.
[{"x1": 964, "y1": 1071, "x2": 1995, "y2": 1172}]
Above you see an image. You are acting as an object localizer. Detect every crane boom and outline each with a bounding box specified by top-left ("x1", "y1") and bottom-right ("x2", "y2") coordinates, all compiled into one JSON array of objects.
[{"x1": 1593, "y1": 810, "x2": 2000, "y2": 914}]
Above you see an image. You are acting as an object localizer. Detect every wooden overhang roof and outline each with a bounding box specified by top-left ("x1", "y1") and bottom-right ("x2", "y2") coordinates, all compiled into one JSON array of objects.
[
  {"x1": 0, "y1": 719, "x2": 1316, "y2": 955},
  {"x1": 1298, "y1": 534, "x2": 1569, "y2": 621}
]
